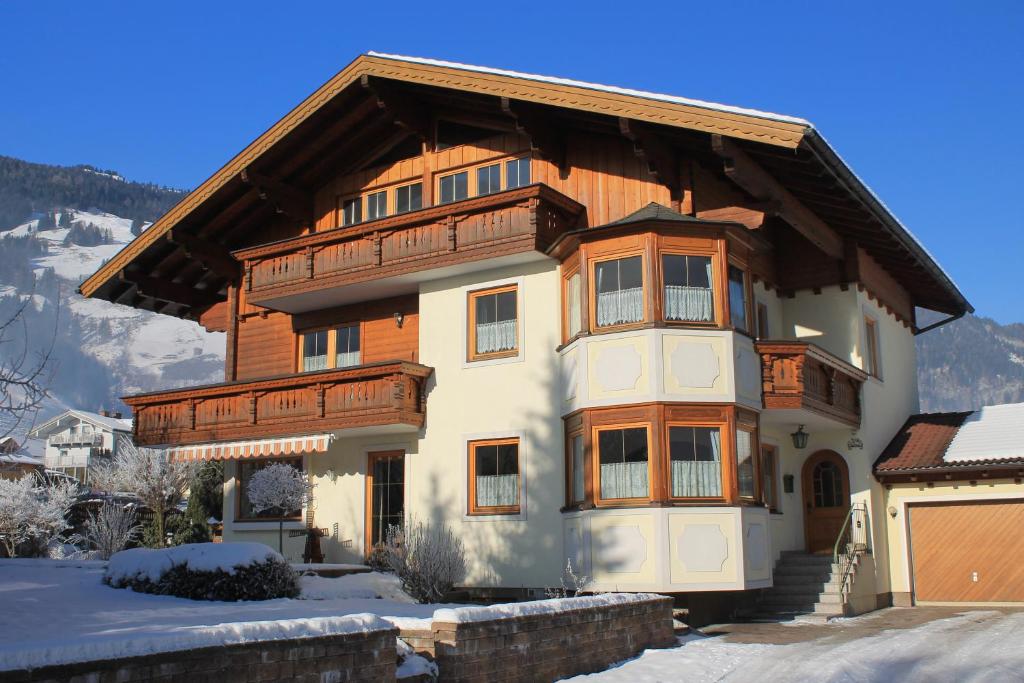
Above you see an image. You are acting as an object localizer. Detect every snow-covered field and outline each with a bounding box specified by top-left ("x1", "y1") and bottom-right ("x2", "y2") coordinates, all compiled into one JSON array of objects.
[
  {"x1": 0, "y1": 558, "x2": 460, "y2": 671},
  {"x1": 568, "y1": 609, "x2": 1024, "y2": 683}
]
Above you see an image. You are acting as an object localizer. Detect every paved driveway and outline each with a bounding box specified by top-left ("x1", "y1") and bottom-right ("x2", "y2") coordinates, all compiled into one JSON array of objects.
[{"x1": 566, "y1": 607, "x2": 1024, "y2": 682}]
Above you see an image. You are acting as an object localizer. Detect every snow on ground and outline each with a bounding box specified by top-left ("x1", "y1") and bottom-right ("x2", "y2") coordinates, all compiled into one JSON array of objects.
[
  {"x1": 566, "y1": 610, "x2": 1024, "y2": 683},
  {"x1": 0, "y1": 558, "x2": 463, "y2": 671}
]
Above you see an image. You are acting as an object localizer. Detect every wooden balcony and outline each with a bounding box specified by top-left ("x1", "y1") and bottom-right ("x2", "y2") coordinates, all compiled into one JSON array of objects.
[
  {"x1": 234, "y1": 183, "x2": 585, "y2": 312},
  {"x1": 756, "y1": 341, "x2": 867, "y2": 427},
  {"x1": 123, "y1": 361, "x2": 433, "y2": 447}
]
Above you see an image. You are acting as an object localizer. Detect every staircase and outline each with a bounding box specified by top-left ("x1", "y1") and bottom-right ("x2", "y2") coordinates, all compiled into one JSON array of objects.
[{"x1": 751, "y1": 552, "x2": 848, "y2": 621}]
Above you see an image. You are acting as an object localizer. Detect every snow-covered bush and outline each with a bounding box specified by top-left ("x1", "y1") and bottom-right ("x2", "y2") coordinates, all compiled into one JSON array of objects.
[
  {"x1": 82, "y1": 501, "x2": 141, "y2": 560},
  {"x1": 246, "y1": 462, "x2": 312, "y2": 553},
  {"x1": 104, "y1": 542, "x2": 299, "y2": 601},
  {"x1": 0, "y1": 473, "x2": 78, "y2": 557},
  {"x1": 544, "y1": 558, "x2": 590, "y2": 599},
  {"x1": 382, "y1": 518, "x2": 466, "y2": 604}
]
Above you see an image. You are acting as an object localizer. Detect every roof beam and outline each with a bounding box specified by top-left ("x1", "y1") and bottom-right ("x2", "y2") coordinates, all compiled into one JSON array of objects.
[
  {"x1": 360, "y1": 75, "x2": 433, "y2": 143},
  {"x1": 239, "y1": 168, "x2": 313, "y2": 225},
  {"x1": 711, "y1": 134, "x2": 843, "y2": 260},
  {"x1": 501, "y1": 98, "x2": 567, "y2": 173},
  {"x1": 619, "y1": 118, "x2": 682, "y2": 202},
  {"x1": 119, "y1": 270, "x2": 221, "y2": 309},
  {"x1": 167, "y1": 229, "x2": 240, "y2": 281}
]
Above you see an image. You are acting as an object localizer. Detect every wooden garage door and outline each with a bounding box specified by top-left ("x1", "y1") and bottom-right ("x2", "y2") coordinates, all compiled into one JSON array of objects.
[{"x1": 910, "y1": 500, "x2": 1024, "y2": 603}]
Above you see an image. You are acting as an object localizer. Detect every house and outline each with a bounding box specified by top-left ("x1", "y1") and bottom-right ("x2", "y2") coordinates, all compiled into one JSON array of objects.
[
  {"x1": 78, "y1": 53, "x2": 979, "y2": 615},
  {"x1": 0, "y1": 438, "x2": 43, "y2": 481},
  {"x1": 875, "y1": 403, "x2": 1024, "y2": 605},
  {"x1": 28, "y1": 410, "x2": 133, "y2": 484}
]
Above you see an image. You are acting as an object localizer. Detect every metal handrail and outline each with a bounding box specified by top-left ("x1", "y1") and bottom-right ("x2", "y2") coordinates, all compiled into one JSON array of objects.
[{"x1": 832, "y1": 503, "x2": 869, "y2": 602}]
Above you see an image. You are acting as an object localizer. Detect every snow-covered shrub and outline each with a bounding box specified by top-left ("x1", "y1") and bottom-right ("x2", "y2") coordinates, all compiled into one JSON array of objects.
[
  {"x1": 397, "y1": 637, "x2": 439, "y2": 681},
  {"x1": 246, "y1": 462, "x2": 312, "y2": 553},
  {"x1": 0, "y1": 473, "x2": 78, "y2": 557},
  {"x1": 82, "y1": 501, "x2": 141, "y2": 560},
  {"x1": 382, "y1": 518, "x2": 466, "y2": 604},
  {"x1": 104, "y1": 542, "x2": 299, "y2": 601},
  {"x1": 544, "y1": 558, "x2": 590, "y2": 599}
]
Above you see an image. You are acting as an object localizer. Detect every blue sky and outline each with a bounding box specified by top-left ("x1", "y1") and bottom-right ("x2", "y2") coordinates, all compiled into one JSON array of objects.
[{"x1": 2, "y1": 1, "x2": 1021, "y2": 322}]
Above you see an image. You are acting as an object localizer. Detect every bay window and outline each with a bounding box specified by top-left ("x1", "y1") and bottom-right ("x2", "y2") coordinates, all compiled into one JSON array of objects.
[
  {"x1": 735, "y1": 427, "x2": 756, "y2": 499},
  {"x1": 565, "y1": 271, "x2": 582, "y2": 339},
  {"x1": 728, "y1": 264, "x2": 749, "y2": 331},
  {"x1": 669, "y1": 425, "x2": 723, "y2": 498},
  {"x1": 597, "y1": 426, "x2": 649, "y2": 500},
  {"x1": 594, "y1": 256, "x2": 643, "y2": 328},
  {"x1": 663, "y1": 254, "x2": 714, "y2": 323},
  {"x1": 469, "y1": 438, "x2": 520, "y2": 514},
  {"x1": 570, "y1": 434, "x2": 585, "y2": 504}
]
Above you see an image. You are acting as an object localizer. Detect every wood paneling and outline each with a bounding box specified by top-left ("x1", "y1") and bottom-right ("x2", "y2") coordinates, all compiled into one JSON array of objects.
[
  {"x1": 235, "y1": 311, "x2": 295, "y2": 380},
  {"x1": 910, "y1": 501, "x2": 1024, "y2": 602},
  {"x1": 294, "y1": 294, "x2": 420, "y2": 365},
  {"x1": 757, "y1": 341, "x2": 867, "y2": 427}
]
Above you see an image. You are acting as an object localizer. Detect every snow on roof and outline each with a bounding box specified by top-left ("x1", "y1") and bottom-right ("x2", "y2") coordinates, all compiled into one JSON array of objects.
[
  {"x1": 944, "y1": 402, "x2": 1024, "y2": 464},
  {"x1": 30, "y1": 409, "x2": 133, "y2": 437},
  {"x1": 367, "y1": 52, "x2": 811, "y2": 126}
]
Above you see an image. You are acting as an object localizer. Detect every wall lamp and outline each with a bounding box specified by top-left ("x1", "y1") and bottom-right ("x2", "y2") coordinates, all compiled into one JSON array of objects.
[
  {"x1": 394, "y1": 312, "x2": 405, "y2": 328},
  {"x1": 791, "y1": 425, "x2": 809, "y2": 450}
]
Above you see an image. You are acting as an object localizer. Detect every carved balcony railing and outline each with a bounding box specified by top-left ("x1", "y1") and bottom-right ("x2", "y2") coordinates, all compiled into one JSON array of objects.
[
  {"x1": 234, "y1": 183, "x2": 585, "y2": 311},
  {"x1": 756, "y1": 341, "x2": 867, "y2": 427},
  {"x1": 123, "y1": 361, "x2": 433, "y2": 447}
]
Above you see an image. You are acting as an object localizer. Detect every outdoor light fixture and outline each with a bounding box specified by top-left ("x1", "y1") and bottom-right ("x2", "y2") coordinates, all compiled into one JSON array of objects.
[
  {"x1": 394, "y1": 312, "x2": 405, "y2": 328},
  {"x1": 791, "y1": 425, "x2": 809, "y2": 449},
  {"x1": 888, "y1": 506, "x2": 898, "y2": 519},
  {"x1": 325, "y1": 468, "x2": 338, "y2": 483}
]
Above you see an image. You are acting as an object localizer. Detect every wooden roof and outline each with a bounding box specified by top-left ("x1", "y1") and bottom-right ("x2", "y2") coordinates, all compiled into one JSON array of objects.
[{"x1": 78, "y1": 53, "x2": 971, "y2": 321}]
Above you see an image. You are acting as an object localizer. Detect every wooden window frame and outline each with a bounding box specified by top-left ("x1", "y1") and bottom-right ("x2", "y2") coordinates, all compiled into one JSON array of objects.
[
  {"x1": 761, "y1": 444, "x2": 780, "y2": 513},
  {"x1": 664, "y1": 420, "x2": 729, "y2": 503},
  {"x1": 592, "y1": 422, "x2": 654, "y2": 506},
  {"x1": 726, "y1": 260, "x2": 753, "y2": 335},
  {"x1": 565, "y1": 428, "x2": 586, "y2": 507},
  {"x1": 340, "y1": 195, "x2": 363, "y2": 227},
  {"x1": 364, "y1": 450, "x2": 406, "y2": 556},
  {"x1": 438, "y1": 170, "x2": 470, "y2": 204},
  {"x1": 476, "y1": 162, "x2": 502, "y2": 196},
  {"x1": 395, "y1": 182, "x2": 423, "y2": 214},
  {"x1": 296, "y1": 322, "x2": 365, "y2": 373},
  {"x1": 864, "y1": 316, "x2": 881, "y2": 379},
  {"x1": 235, "y1": 456, "x2": 304, "y2": 522},
  {"x1": 365, "y1": 190, "x2": 388, "y2": 221},
  {"x1": 467, "y1": 283, "x2": 519, "y2": 362},
  {"x1": 561, "y1": 258, "x2": 582, "y2": 345},
  {"x1": 588, "y1": 249, "x2": 648, "y2": 333},
  {"x1": 656, "y1": 248, "x2": 720, "y2": 329},
  {"x1": 467, "y1": 437, "x2": 521, "y2": 515},
  {"x1": 735, "y1": 413, "x2": 760, "y2": 502}
]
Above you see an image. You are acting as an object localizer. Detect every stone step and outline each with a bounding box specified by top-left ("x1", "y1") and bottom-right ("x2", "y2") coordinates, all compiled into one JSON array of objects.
[
  {"x1": 772, "y1": 573, "x2": 840, "y2": 588},
  {"x1": 777, "y1": 554, "x2": 834, "y2": 566},
  {"x1": 813, "y1": 602, "x2": 846, "y2": 616},
  {"x1": 775, "y1": 563, "x2": 841, "y2": 575},
  {"x1": 769, "y1": 582, "x2": 841, "y2": 596}
]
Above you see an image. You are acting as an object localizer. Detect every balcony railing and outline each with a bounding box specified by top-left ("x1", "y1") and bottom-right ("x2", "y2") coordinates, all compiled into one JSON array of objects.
[
  {"x1": 234, "y1": 184, "x2": 585, "y2": 312},
  {"x1": 756, "y1": 341, "x2": 867, "y2": 427},
  {"x1": 123, "y1": 361, "x2": 433, "y2": 447},
  {"x1": 50, "y1": 434, "x2": 104, "y2": 447}
]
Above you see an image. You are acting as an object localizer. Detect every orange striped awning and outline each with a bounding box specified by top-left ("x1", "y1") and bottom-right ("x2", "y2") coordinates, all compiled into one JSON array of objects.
[{"x1": 169, "y1": 434, "x2": 334, "y2": 462}]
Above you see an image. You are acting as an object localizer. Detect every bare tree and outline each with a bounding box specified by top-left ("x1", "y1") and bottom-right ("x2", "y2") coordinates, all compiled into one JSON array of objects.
[
  {"x1": 81, "y1": 501, "x2": 141, "y2": 559},
  {"x1": 0, "y1": 473, "x2": 78, "y2": 557},
  {"x1": 0, "y1": 291, "x2": 58, "y2": 441},
  {"x1": 383, "y1": 517, "x2": 466, "y2": 604},
  {"x1": 90, "y1": 436, "x2": 193, "y2": 546}
]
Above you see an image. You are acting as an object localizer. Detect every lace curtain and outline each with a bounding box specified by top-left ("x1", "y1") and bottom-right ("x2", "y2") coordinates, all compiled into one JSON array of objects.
[
  {"x1": 476, "y1": 473, "x2": 519, "y2": 507},
  {"x1": 335, "y1": 350, "x2": 361, "y2": 368},
  {"x1": 596, "y1": 288, "x2": 643, "y2": 327},
  {"x1": 736, "y1": 429, "x2": 755, "y2": 497},
  {"x1": 664, "y1": 286, "x2": 713, "y2": 322},
  {"x1": 671, "y1": 429, "x2": 722, "y2": 497},
  {"x1": 476, "y1": 320, "x2": 517, "y2": 354},
  {"x1": 600, "y1": 461, "x2": 648, "y2": 499},
  {"x1": 303, "y1": 354, "x2": 328, "y2": 372}
]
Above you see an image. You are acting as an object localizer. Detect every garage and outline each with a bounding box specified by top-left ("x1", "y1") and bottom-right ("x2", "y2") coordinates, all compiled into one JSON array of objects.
[{"x1": 909, "y1": 500, "x2": 1024, "y2": 603}]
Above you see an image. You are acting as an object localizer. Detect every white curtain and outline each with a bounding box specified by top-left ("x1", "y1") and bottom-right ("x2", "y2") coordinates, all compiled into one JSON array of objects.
[
  {"x1": 664, "y1": 286, "x2": 713, "y2": 322},
  {"x1": 568, "y1": 273, "x2": 582, "y2": 336},
  {"x1": 671, "y1": 429, "x2": 722, "y2": 497},
  {"x1": 335, "y1": 350, "x2": 361, "y2": 368},
  {"x1": 476, "y1": 320, "x2": 517, "y2": 354},
  {"x1": 596, "y1": 288, "x2": 643, "y2": 327},
  {"x1": 304, "y1": 355, "x2": 328, "y2": 372},
  {"x1": 600, "y1": 461, "x2": 648, "y2": 499},
  {"x1": 736, "y1": 429, "x2": 755, "y2": 497},
  {"x1": 476, "y1": 474, "x2": 518, "y2": 507}
]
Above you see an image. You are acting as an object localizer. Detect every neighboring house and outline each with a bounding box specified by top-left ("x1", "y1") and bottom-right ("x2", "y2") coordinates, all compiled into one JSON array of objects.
[
  {"x1": 28, "y1": 410, "x2": 133, "y2": 484},
  {"x1": 875, "y1": 403, "x2": 1024, "y2": 605},
  {"x1": 78, "y1": 53, "x2": 982, "y2": 615},
  {"x1": 0, "y1": 438, "x2": 43, "y2": 480}
]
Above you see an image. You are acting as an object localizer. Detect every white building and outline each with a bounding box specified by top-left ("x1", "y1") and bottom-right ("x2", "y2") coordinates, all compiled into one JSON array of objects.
[{"x1": 29, "y1": 410, "x2": 133, "y2": 484}]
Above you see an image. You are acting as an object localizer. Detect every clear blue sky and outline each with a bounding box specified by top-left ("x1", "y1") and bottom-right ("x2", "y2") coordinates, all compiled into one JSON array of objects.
[{"x1": 2, "y1": 1, "x2": 1021, "y2": 322}]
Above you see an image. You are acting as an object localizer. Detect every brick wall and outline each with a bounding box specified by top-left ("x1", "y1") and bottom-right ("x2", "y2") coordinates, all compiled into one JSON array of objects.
[
  {"x1": 404, "y1": 594, "x2": 675, "y2": 683},
  {"x1": 4, "y1": 624, "x2": 397, "y2": 683}
]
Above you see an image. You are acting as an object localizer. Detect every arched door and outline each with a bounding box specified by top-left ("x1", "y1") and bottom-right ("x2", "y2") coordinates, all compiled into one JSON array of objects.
[{"x1": 801, "y1": 450, "x2": 850, "y2": 554}]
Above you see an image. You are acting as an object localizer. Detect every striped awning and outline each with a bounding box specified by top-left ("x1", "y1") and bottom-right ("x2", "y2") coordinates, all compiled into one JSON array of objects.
[{"x1": 168, "y1": 434, "x2": 334, "y2": 462}]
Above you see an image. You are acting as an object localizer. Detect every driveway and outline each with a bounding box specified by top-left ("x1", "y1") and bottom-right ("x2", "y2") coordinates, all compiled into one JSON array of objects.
[{"x1": 565, "y1": 607, "x2": 1024, "y2": 682}]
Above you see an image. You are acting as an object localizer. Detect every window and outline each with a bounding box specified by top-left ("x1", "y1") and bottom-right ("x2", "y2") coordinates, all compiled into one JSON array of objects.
[
  {"x1": 238, "y1": 458, "x2": 303, "y2": 520},
  {"x1": 302, "y1": 330, "x2": 328, "y2": 371},
  {"x1": 365, "y1": 191, "x2": 387, "y2": 221},
  {"x1": 477, "y1": 163, "x2": 501, "y2": 196},
  {"x1": 594, "y1": 256, "x2": 643, "y2": 328},
  {"x1": 395, "y1": 183, "x2": 422, "y2": 214},
  {"x1": 469, "y1": 438, "x2": 520, "y2": 514},
  {"x1": 813, "y1": 461, "x2": 844, "y2": 508},
  {"x1": 662, "y1": 254, "x2": 713, "y2": 323},
  {"x1": 761, "y1": 445, "x2": 779, "y2": 512},
  {"x1": 864, "y1": 317, "x2": 881, "y2": 378},
  {"x1": 565, "y1": 271, "x2": 582, "y2": 339},
  {"x1": 439, "y1": 171, "x2": 468, "y2": 204},
  {"x1": 341, "y1": 197, "x2": 362, "y2": 226},
  {"x1": 668, "y1": 426, "x2": 722, "y2": 498},
  {"x1": 728, "y1": 265, "x2": 749, "y2": 331},
  {"x1": 506, "y1": 157, "x2": 531, "y2": 189},
  {"x1": 756, "y1": 302, "x2": 770, "y2": 339},
  {"x1": 569, "y1": 434, "x2": 585, "y2": 504},
  {"x1": 736, "y1": 428, "x2": 756, "y2": 499},
  {"x1": 597, "y1": 426, "x2": 649, "y2": 500},
  {"x1": 468, "y1": 285, "x2": 518, "y2": 360},
  {"x1": 335, "y1": 323, "x2": 361, "y2": 368}
]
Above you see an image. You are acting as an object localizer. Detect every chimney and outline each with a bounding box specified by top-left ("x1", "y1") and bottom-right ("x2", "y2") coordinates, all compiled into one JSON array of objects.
[
  {"x1": 112, "y1": 412, "x2": 123, "y2": 420},
  {"x1": 99, "y1": 409, "x2": 110, "y2": 417}
]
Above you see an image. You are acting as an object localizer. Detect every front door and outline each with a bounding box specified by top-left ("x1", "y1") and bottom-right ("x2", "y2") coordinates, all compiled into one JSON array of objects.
[
  {"x1": 366, "y1": 451, "x2": 405, "y2": 556},
  {"x1": 801, "y1": 450, "x2": 850, "y2": 554}
]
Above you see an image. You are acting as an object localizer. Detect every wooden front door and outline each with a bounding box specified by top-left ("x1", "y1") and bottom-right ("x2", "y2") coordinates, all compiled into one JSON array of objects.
[
  {"x1": 801, "y1": 450, "x2": 850, "y2": 554},
  {"x1": 365, "y1": 451, "x2": 405, "y2": 556}
]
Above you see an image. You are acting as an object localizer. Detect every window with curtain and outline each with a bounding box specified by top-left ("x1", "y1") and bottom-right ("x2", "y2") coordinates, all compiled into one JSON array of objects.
[
  {"x1": 597, "y1": 427, "x2": 649, "y2": 500},
  {"x1": 439, "y1": 171, "x2": 468, "y2": 204},
  {"x1": 570, "y1": 434, "x2": 585, "y2": 504},
  {"x1": 506, "y1": 157, "x2": 531, "y2": 189},
  {"x1": 594, "y1": 256, "x2": 643, "y2": 327},
  {"x1": 366, "y1": 190, "x2": 387, "y2": 221},
  {"x1": 566, "y1": 271, "x2": 582, "y2": 338},
  {"x1": 728, "y1": 265, "x2": 749, "y2": 331},
  {"x1": 302, "y1": 330, "x2": 328, "y2": 371},
  {"x1": 864, "y1": 317, "x2": 881, "y2": 378},
  {"x1": 736, "y1": 428, "x2": 756, "y2": 498},
  {"x1": 470, "y1": 285, "x2": 517, "y2": 359},
  {"x1": 470, "y1": 439, "x2": 520, "y2": 513},
  {"x1": 238, "y1": 458, "x2": 303, "y2": 519},
  {"x1": 761, "y1": 445, "x2": 778, "y2": 511},
  {"x1": 669, "y1": 426, "x2": 722, "y2": 498},
  {"x1": 341, "y1": 197, "x2": 362, "y2": 226},
  {"x1": 335, "y1": 324, "x2": 361, "y2": 368},
  {"x1": 663, "y1": 254, "x2": 714, "y2": 322},
  {"x1": 477, "y1": 163, "x2": 501, "y2": 195},
  {"x1": 395, "y1": 183, "x2": 423, "y2": 214}
]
